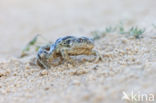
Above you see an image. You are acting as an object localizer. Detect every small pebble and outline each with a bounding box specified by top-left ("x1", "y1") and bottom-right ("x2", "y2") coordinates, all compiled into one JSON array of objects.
[
  {"x1": 40, "y1": 70, "x2": 48, "y2": 76},
  {"x1": 92, "y1": 64, "x2": 99, "y2": 70},
  {"x1": 25, "y1": 63, "x2": 30, "y2": 70},
  {"x1": 72, "y1": 80, "x2": 80, "y2": 86}
]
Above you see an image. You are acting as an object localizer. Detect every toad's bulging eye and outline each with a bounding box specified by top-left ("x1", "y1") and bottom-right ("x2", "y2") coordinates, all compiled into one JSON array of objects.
[
  {"x1": 66, "y1": 40, "x2": 71, "y2": 44},
  {"x1": 78, "y1": 39, "x2": 83, "y2": 42},
  {"x1": 60, "y1": 42, "x2": 67, "y2": 46},
  {"x1": 63, "y1": 42, "x2": 67, "y2": 45}
]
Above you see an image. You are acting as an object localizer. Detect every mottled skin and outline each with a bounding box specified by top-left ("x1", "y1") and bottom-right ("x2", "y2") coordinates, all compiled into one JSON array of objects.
[{"x1": 36, "y1": 36, "x2": 102, "y2": 69}]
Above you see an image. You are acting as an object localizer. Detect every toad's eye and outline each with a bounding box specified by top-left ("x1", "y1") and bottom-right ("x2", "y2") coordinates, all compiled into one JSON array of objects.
[
  {"x1": 61, "y1": 42, "x2": 67, "y2": 45},
  {"x1": 63, "y1": 42, "x2": 67, "y2": 45},
  {"x1": 66, "y1": 40, "x2": 71, "y2": 44},
  {"x1": 78, "y1": 38, "x2": 83, "y2": 42}
]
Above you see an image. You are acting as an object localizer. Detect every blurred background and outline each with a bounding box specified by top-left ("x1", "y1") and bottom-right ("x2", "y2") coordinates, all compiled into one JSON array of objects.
[{"x1": 0, "y1": 0, "x2": 155, "y2": 58}]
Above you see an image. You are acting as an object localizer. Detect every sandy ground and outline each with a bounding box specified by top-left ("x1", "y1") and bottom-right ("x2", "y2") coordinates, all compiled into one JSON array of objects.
[{"x1": 0, "y1": 0, "x2": 156, "y2": 103}]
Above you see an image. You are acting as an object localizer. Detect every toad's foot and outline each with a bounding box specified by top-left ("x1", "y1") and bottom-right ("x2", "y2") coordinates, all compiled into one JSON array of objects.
[
  {"x1": 36, "y1": 58, "x2": 51, "y2": 69},
  {"x1": 37, "y1": 52, "x2": 52, "y2": 69},
  {"x1": 94, "y1": 50, "x2": 103, "y2": 62},
  {"x1": 86, "y1": 50, "x2": 103, "y2": 63}
]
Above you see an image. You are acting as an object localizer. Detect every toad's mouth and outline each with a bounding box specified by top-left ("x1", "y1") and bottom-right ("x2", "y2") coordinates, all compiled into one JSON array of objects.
[{"x1": 71, "y1": 44, "x2": 94, "y2": 49}]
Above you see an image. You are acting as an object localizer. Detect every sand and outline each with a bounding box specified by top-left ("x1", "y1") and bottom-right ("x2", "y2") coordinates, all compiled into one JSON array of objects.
[{"x1": 0, "y1": 0, "x2": 156, "y2": 103}]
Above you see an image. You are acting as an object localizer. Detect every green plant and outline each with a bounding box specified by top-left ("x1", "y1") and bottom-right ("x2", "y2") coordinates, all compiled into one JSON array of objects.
[
  {"x1": 20, "y1": 34, "x2": 40, "y2": 57},
  {"x1": 152, "y1": 24, "x2": 156, "y2": 29},
  {"x1": 91, "y1": 31, "x2": 101, "y2": 40},
  {"x1": 105, "y1": 26, "x2": 116, "y2": 33},
  {"x1": 90, "y1": 23, "x2": 146, "y2": 40},
  {"x1": 128, "y1": 27, "x2": 145, "y2": 39}
]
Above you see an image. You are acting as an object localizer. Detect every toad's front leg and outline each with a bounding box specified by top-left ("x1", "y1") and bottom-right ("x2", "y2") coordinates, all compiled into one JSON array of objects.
[
  {"x1": 60, "y1": 48, "x2": 75, "y2": 65},
  {"x1": 36, "y1": 53, "x2": 51, "y2": 69},
  {"x1": 47, "y1": 54, "x2": 63, "y2": 66},
  {"x1": 36, "y1": 45, "x2": 51, "y2": 69},
  {"x1": 90, "y1": 50, "x2": 103, "y2": 62}
]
